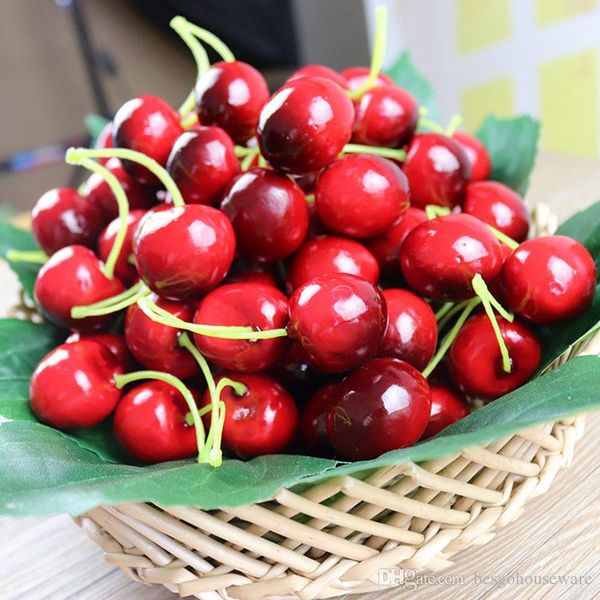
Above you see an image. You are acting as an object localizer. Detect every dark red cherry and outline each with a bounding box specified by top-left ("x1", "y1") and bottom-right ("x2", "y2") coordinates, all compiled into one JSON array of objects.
[
  {"x1": 286, "y1": 64, "x2": 348, "y2": 88},
  {"x1": 271, "y1": 343, "x2": 329, "y2": 390},
  {"x1": 97, "y1": 209, "x2": 146, "y2": 284},
  {"x1": 195, "y1": 61, "x2": 269, "y2": 144},
  {"x1": 352, "y1": 85, "x2": 418, "y2": 148},
  {"x1": 400, "y1": 213, "x2": 504, "y2": 300},
  {"x1": 31, "y1": 188, "x2": 104, "y2": 255},
  {"x1": 288, "y1": 273, "x2": 387, "y2": 373},
  {"x1": 463, "y1": 181, "x2": 530, "y2": 242},
  {"x1": 166, "y1": 127, "x2": 239, "y2": 205},
  {"x1": 257, "y1": 77, "x2": 354, "y2": 174},
  {"x1": 453, "y1": 132, "x2": 491, "y2": 182},
  {"x1": 402, "y1": 133, "x2": 470, "y2": 208},
  {"x1": 113, "y1": 95, "x2": 183, "y2": 185},
  {"x1": 365, "y1": 206, "x2": 427, "y2": 276},
  {"x1": 380, "y1": 289, "x2": 437, "y2": 370},
  {"x1": 286, "y1": 235, "x2": 379, "y2": 294},
  {"x1": 133, "y1": 205, "x2": 235, "y2": 300},
  {"x1": 294, "y1": 171, "x2": 319, "y2": 194},
  {"x1": 340, "y1": 66, "x2": 394, "y2": 91},
  {"x1": 422, "y1": 385, "x2": 470, "y2": 439},
  {"x1": 193, "y1": 283, "x2": 289, "y2": 372},
  {"x1": 300, "y1": 382, "x2": 339, "y2": 456},
  {"x1": 327, "y1": 357, "x2": 431, "y2": 460},
  {"x1": 94, "y1": 121, "x2": 114, "y2": 164},
  {"x1": 34, "y1": 245, "x2": 125, "y2": 331},
  {"x1": 221, "y1": 168, "x2": 309, "y2": 262},
  {"x1": 225, "y1": 260, "x2": 279, "y2": 288},
  {"x1": 30, "y1": 340, "x2": 123, "y2": 429},
  {"x1": 315, "y1": 154, "x2": 410, "y2": 238},
  {"x1": 66, "y1": 331, "x2": 136, "y2": 371},
  {"x1": 501, "y1": 236, "x2": 596, "y2": 324},
  {"x1": 205, "y1": 373, "x2": 298, "y2": 458},
  {"x1": 114, "y1": 381, "x2": 200, "y2": 464},
  {"x1": 124, "y1": 294, "x2": 199, "y2": 379},
  {"x1": 448, "y1": 313, "x2": 541, "y2": 399}
]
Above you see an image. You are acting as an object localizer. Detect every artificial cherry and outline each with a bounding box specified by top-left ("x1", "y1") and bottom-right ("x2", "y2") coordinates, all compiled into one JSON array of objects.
[
  {"x1": 340, "y1": 66, "x2": 393, "y2": 91},
  {"x1": 300, "y1": 382, "x2": 339, "y2": 456},
  {"x1": 422, "y1": 385, "x2": 470, "y2": 438},
  {"x1": 30, "y1": 340, "x2": 123, "y2": 429},
  {"x1": 66, "y1": 331, "x2": 136, "y2": 371},
  {"x1": 286, "y1": 64, "x2": 348, "y2": 89},
  {"x1": 288, "y1": 272, "x2": 387, "y2": 373},
  {"x1": 31, "y1": 188, "x2": 104, "y2": 255},
  {"x1": 327, "y1": 357, "x2": 431, "y2": 460},
  {"x1": 453, "y1": 131, "x2": 491, "y2": 182},
  {"x1": 220, "y1": 168, "x2": 309, "y2": 262},
  {"x1": 315, "y1": 154, "x2": 410, "y2": 238}
]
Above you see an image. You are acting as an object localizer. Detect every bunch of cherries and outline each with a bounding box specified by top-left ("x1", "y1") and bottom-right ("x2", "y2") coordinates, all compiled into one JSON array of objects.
[{"x1": 20, "y1": 12, "x2": 596, "y2": 466}]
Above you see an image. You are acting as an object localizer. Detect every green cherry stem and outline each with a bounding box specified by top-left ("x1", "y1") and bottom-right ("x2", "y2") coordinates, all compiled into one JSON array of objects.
[
  {"x1": 419, "y1": 116, "x2": 445, "y2": 134},
  {"x1": 437, "y1": 299, "x2": 477, "y2": 331},
  {"x1": 114, "y1": 370, "x2": 207, "y2": 463},
  {"x1": 305, "y1": 194, "x2": 315, "y2": 204},
  {"x1": 66, "y1": 147, "x2": 186, "y2": 208},
  {"x1": 425, "y1": 205, "x2": 451, "y2": 220},
  {"x1": 434, "y1": 302, "x2": 454, "y2": 321},
  {"x1": 342, "y1": 143, "x2": 406, "y2": 162},
  {"x1": 240, "y1": 148, "x2": 259, "y2": 171},
  {"x1": 487, "y1": 225, "x2": 519, "y2": 250},
  {"x1": 71, "y1": 282, "x2": 151, "y2": 319},
  {"x1": 5, "y1": 250, "x2": 48, "y2": 264},
  {"x1": 171, "y1": 16, "x2": 235, "y2": 63},
  {"x1": 234, "y1": 146, "x2": 257, "y2": 157},
  {"x1": 445, "y1": 114, "x2": 463, "y2": 137}
]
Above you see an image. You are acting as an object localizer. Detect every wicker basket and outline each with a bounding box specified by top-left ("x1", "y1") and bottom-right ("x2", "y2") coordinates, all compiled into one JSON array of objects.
[{"x1": 73, "y1": 205, "x2": 598, "y2": 599}]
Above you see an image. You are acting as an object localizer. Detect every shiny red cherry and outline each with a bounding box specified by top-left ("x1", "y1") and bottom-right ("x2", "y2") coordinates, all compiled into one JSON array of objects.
[
  {"x1": 94, "y1": 121, "x2": 114, "y2": 165},
  {"x1": 133, "y1": 205, "x2": 235, "y2": 300},
  {"x1": 193, "y1": 283, "x2": 289, "y2": 372},
  {"x1": 380, "y1": 289, "x2": 437, "y2": 370},
  {"x1": 34, "y1": 246, "x2": 125, "y2": 331},
  {"x1": 195, "y1": 61, "x2": 269, "y2": 144},
  {"x1": 220, "y1": 168, "x2": 309, "y2": 262},
  {"x1": 448, "y1": 313, "x2": 541, "y2": 399},
  {"x1": 352, "y1": 85, "x2": 418, "y2": 148},
  {"x1": 315, "y1": 154, "x2": 410, "y2": 238},
  {"x1": 402, "y1": 133, "x2": 470, "y2": 208},
  {"x1": 286, "y1": 235, "x2": 379, "y2": 294},
  {"x1": 463, "y1": 181, "x2": 530, "y2": 242},
  {"x1": 327, "y1": 357, "x2": 431, "y2": 460},
  {"x1": 257, "y1": 77, "x2": 354, "y2": 174},
  {"x1": 166, "y1": 127, "x2": 239, "y2": 205},
  {"x1": 400, "y1": 213, "x2": 504, "y2": 300},
  {"x1": 300, "y1": 382, "x2": 339, "y2": 456},
  {"x1": 30, "y1": 340, "x2": 123, "y2": 429},
  {"x1": 124, "y1": 294, "x2": 199, "y2": 379},
  {"x1": 205, "y1": 373, "x2": 298, "y2": 458},
  {"x1": 288, "y1": 273, "x2": 387, "y2": 373},
  {"x1": 294, "y1": 171, "x2": 319, "y2": 194},
  {"x1": 225, "y1": 260, "x2": 279, "y2": 288},
  {"x1": 340, "y1": 66, "x2": 394, "y2": 91},
  {"x1": 422, "y1": 385, "x2": 470, "y2": 438},
  {"x1": 112, "y1": 95, "x2": 183, "y2": 185},
  {"x1": 66, "y1": 331, "x2": 136, "y2": 371},
  {"x1": 114, "y1": 381, "x2": 200, "y2": 464},
  {"x1": 270, "y1": 343, "x2": 329, "y2": 391},
  {"x1": 82, "y1": 157, "x2": 156, "y2": 221},
  {"x1": 453, "y1": 132, "x2": 491, "y2": 182},
  {"x1": 31, "y1": 188, "x2": 104, "y2": 255},
  {"x1": 501, "y1": 236, "x2": 596, "y2": 324},
  {"x1": 97, "y1": 209, "x2": 146, "y2": 284},
  {"x1": 286, "y1": 64, "x2": 348, "y2": 88},
  {"x1": 365, "y1": 206, "x2": 427, "y2": 276}
]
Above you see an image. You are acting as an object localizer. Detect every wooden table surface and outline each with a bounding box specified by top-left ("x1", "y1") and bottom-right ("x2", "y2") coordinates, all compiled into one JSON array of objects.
[{"x1": 1, "y1": 153, "x2": 599, "y2": 599}]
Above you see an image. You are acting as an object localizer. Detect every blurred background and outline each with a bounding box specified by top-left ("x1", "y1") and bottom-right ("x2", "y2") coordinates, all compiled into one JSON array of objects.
[{"x1": 1, "y1": 0, "x2": 599, "y2": 216}]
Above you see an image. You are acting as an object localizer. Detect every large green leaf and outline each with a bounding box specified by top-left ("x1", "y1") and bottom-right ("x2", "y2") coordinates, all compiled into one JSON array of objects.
[
  {"x1": 555, "y1": 201, "x2": 600, "y2": 269},
  {"x1": 0, "y1": 223, "x2": 41, "y2": 300}
]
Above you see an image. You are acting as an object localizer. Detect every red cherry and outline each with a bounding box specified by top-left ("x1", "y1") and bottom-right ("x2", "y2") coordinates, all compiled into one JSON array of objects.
[
  {"x1": 31, "y1": 188, "x2": 104, "y2": 255},
  {"x1": 195, "y1": 61, "x2": 269, "y2": 144},
  {"x1": 463, "y1": 181, "x2": 530, "y2": 242},
  {"x1": 327, "y1": 357, "x2": 431, "y2": 460},
  {"x1": 94, "y1": 121, "x2": 114, "y2": 164},
  {"x1": 225, "y1": 261, "x2": 279, "y2": 288},
  {"x1": 166, "y1": 127, "x2": 239, "y2": 205},
  {"x1": 294, "y1": 171, "x2": 319, "y2": 194},
  {"x1": 271, "y1": 343, "x2": 329, "y2": 390},
  {"x1": 124, "y1": 294, "x2": 199, "y2": 379},
  {"x1": 315, "y1": 154, "x2": 410, "y2": 238},
  {"x1": 257, "y1": 77, "x2": 354, "y2": 174},
  {"x1": 114, "y1": 381, "x2": 200, "y2": 464},
  {"x1": 66, "y1": 331, "x2": 136, "y2": 371},
  {"x1": 365, "y1": 206, "x2": 427, "y2": 276},
  {"x1": 402, "y1": 133, "x2": 470, "y2": 208},
  {"x1": 113, "y1": 95, "x2": 183, "y2": 185},
  {"x1": 288, "y1": 273, "x2": 387, "y2": 373},
  {"x1": 97, "y1": 209, "x2": 146, "y2": 284},
  {"x1": 340, "y1": 66, "x2": 394, "y2": 91},
  {"x1": 220, "y1": 168, "x2": 309, "y2": 262},
  {"x1": 422, "y1": 385, "x2": 469, "y2": 438},
  {"x1": 448, "y1": 313, "x2": 541, "y2": 399},
  {"x1": 400, "y1": 213, "x2": 504, "y2": 300},
  {"x1": 501, "y1": 236, "x2": 596, "y2": 324},
  {"x1": 133, "y1": 205, "x2": 235, "y2": 300},
  {"x1": 286, "y1": 235, "x2": 379, "y2": 294},
  {"x1": 204, "y1": 373, "x2": 298, "y2": 458},
  {"x1": 30, "y1": 340, "x2": 123, "y2": 429},
  {"x1": 286, "y1": 64, "x2": 348, "y2": 88},
  {"x1": 352, "y1": 85, "x2": 418, "y2": 148},
  {"x1": 453, "y1": 132, "x2": 491, "y2": 182},
  {"x1": 300, "y1": 382, "x2": 339, "y2": 456},
  {"x1": 380, "y1": 289, "x2": 437, "y2": 370},
  {"x1": 34, "y1": 246, "x2": 125, "y2": 331},
  {"x1": 193, "y1": 283, "x2": 289, "y2": 372}
]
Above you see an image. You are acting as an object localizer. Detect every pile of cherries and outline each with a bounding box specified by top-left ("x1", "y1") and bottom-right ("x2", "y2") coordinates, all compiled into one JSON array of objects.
[{"x1": 23, "y1": 15, "x2": 596, "y2": 466}]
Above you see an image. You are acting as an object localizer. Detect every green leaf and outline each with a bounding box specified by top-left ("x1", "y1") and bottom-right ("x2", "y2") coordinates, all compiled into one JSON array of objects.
[
  {"x1": 555, "y1": 200, "x2": 600, "y2": 270},
  {"x1": 476, "y1": 115, "x2": 540, "y2": 195},
  {"x1": 85, "y1": 113, "x2": 110, "y2": 146},
  {"x1": 385, "y1": 51, "x2": 439, "y2": 120},
  {"x1": 0, "y1": 223, "x2": 41, "y2": 300}
]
